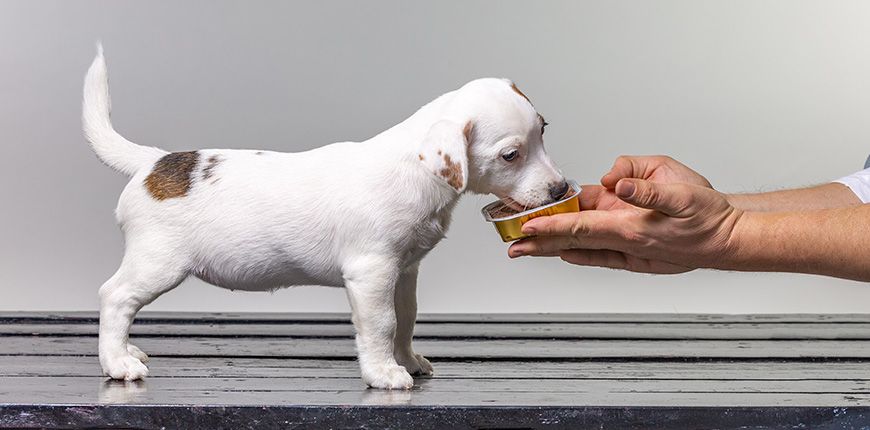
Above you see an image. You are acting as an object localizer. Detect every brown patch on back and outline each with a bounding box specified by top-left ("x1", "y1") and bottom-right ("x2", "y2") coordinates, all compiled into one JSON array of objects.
[
  {"x1": 202, "y1": 154, "x2": 222, "y2": 182},
  {"x1": 510, "y1": 82, "x2": 532, "y2": 104},
  {"x1": 439, "y1": 154, "x2": 464, "y2": 191},
  {"x1": 144, "y1": 151, "x2": 199, "y2": 200}
]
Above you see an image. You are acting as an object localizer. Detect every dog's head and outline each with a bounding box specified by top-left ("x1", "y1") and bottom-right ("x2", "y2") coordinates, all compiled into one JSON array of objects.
[{"x1": 419, "y1": 78, "x2": 566, "y2": 209}]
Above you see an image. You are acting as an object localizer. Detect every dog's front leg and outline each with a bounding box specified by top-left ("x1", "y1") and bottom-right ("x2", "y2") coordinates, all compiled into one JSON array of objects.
[
  {"x1": 393, "y1": 265, "x2": 433, "y2": 376},
  {"x1": 344, "y1": 257, "x2": 414, "y2": 390}
]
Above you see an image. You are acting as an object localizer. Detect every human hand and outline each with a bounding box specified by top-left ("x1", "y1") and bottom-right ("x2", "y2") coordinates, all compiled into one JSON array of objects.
[
  {"x1": 580, "y1": 155, "x2": 714, "y2": 212},
  {"x1": 508, "y1": 178, "x2": 744, "y2": 274}
]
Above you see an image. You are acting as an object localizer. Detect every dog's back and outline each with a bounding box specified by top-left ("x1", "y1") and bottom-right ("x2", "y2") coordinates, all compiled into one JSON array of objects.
[{"x1": 84, "y1": 47, "x2": 446, "y2": 292}]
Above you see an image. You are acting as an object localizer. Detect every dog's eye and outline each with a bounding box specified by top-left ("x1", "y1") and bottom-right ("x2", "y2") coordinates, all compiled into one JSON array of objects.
[
  {"x1": 502, "y1": 150, "x2": 519, "y2": 162},
  {"x1": 541, "y1": 122, "x2": 549, "y2": 135}
]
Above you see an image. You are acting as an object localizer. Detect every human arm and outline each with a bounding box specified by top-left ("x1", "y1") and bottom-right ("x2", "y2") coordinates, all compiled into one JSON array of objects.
[
  {"x1": 726, "y1": 204, "x2": 870, "y2": 281},
  {"x1": 725, "y1": 183, "x2": 861, "y2": 212}
]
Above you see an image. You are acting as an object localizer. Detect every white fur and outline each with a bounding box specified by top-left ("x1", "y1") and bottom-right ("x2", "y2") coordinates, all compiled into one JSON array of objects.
[{"x1": 83, "y1": 46, "x2": 564, "y2": 389}]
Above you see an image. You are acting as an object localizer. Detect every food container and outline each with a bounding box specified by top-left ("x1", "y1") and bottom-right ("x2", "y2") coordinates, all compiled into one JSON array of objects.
[{"x1": 481, "y1": 181, "x2": 581, "y2": 242}]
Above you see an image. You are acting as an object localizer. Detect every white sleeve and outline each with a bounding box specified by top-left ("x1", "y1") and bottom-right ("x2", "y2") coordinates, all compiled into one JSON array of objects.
[{"x1": 834, "y1": 167, "x2": 870, "y2": 203}]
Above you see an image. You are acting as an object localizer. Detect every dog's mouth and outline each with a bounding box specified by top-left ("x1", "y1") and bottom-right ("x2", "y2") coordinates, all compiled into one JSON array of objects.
[
  {"x1": 498, "y1": 196, "x2": 529, "y2": 212},
  {"x1": 496, "y1": 187, "x2": 576, "y2": 215}
]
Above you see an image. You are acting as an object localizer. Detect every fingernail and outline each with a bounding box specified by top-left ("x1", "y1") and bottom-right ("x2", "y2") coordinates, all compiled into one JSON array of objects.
[
  {"x1": 616, "y1": 181, "x2": 636, "y2": 198},
  {"x1": 510, "y1": 248, "x2": 525, "y2": 258},
  {"x1": 522, "y1": 226, "x2": 536, "y2": 235}
]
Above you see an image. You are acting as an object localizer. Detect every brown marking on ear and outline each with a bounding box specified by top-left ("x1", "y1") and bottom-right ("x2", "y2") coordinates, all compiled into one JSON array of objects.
[
  {"x1": 145, "y1": 151, "x2": 199, "y2": 200},
  {"x1": 510, "y1": 82, "x2": 532, "y2": 104},
  {"x1": 439, "y1": 153, "x2": 464, "y2": 191},
  {"x1": 418, "y1": 154, "x2": 425, "y2": 161},
  {"x1": 463, "y1": 121, "x2": 474, "y2": 142},
  {"x1": 202, "y1": 154, "x2": 222, "y2": 182}
]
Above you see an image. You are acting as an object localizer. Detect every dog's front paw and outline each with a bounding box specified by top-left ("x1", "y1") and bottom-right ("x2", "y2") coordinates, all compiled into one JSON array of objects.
[
  {"x1": 363, "y1": 365, "x2": 414, "y2": 390},
  {"x1": 396, "y1": 352, "x2": 433, "y2": 376},
  {"x1": 101, "y1": 354, "x2": 149, "y2": 381},
  {"x1": 126, "y1": 344, "x2": 149, "y2": 363}
]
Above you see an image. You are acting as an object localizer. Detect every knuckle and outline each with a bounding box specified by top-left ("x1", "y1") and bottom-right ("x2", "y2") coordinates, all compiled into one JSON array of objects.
[
  {"x1": 638, "y1": 186, "x2": 658, "y2": 206},
  {"x1": 570, "y1": 218, "x2": 589, "y2": 237},
  {"x1": 621, "y1": 228, "x2": 642, "y2": 243}
]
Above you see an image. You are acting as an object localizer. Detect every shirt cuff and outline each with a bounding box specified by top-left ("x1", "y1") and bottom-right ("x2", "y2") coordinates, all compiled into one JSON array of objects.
[{"x1": 833, "y1": 168, "x2": 870, "y2": 203}]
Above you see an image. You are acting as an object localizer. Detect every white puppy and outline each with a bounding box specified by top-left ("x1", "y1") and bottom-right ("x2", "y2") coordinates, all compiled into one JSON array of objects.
[{"x1": 83, "y1": 46, "x2": 567, "y2": 389}]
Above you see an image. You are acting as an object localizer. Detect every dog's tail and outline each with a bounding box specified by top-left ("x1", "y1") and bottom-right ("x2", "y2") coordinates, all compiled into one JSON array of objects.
[{"x1": 82, "y1": 43, "x2": 167, "y2": 176}]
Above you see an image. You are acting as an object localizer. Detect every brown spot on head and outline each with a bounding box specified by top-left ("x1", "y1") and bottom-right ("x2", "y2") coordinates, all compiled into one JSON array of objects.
[
  {"x1": 510, "y1": 82, "x2": 532, "y2": 104},
  {"x1": 439, "y1": 153, "x2": 464, "y2": 191},
  {"x1": 202, "y1": 154, "x2": 222, "y2": 182},
  {"x1": 437, "y1": 149, "x2": 442, "y2": 156},
  {"x1": 144, "y1": 151, "x2": 199, "y2": 201},
  {"x1": 418, "y1": 154, "x2": 424, "y2": 161}
]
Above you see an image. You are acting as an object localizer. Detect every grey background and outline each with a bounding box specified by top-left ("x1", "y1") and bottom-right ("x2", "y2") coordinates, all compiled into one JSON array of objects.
[{"x1": 1, "y1": 1, "x2": 868, "y2": 313}]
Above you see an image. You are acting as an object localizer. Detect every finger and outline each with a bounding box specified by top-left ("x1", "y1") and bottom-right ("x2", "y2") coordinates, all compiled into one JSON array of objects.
[
  {"x1": 578, "y1": 185, "x2": 606, "y2": 210},
  {"x1": 506, "y1": 241, "x2": 561, "y2": 258},
  {"x1": 558, "y1": 249, "x2": 629, "y2": 269},
  {"x1": 615, "y1": 178, "x2": 693, "y2": 217},
  {"x1": 559, "y1": 249, "x2": 692, "y2": 274},
  {"x1": 509, "y1": 234, "x2": 620, "y2": 258},
  {"x1": 510, "y1": 236, "x2": 574, "y2": 257},
  {"x1": 600, "y1": 155, "x2": 660, "y2": 189},
  {"x1": 520, "y1": 210, "x2": 629, "y2": 238}
]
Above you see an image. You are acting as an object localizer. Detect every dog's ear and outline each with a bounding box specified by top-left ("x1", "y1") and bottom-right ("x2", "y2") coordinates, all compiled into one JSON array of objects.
[{"x1": 418, "y1": 119, "x2": 473, "y2": 193}]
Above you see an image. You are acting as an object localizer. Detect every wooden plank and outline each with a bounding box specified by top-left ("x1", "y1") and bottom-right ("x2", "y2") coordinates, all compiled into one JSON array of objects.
[
  {"x1": 4, "y1": 311, "x2": 870, "y2": 324},
  {"x1": 3, "y1": 405, "x2": 869, "y2": 430},
  {"x1": 2, "y1": 376, "x2": 870, "y2": 407},
  {"x1": 5, "y1": 336, "x2": 870, "y2": 359},
  {"x1": 3, "y1": 356, "x2": 870, "y2": 381},
  {"x1": 6, "y1": 321, "x2": 870, "y2": 339}
]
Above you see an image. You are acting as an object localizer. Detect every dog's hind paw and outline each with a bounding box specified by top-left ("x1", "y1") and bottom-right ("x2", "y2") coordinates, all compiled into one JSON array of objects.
[
  {"x1": 126, "y1": 344, "x2": 149, "y2": 363},
  {"x1": 396, "y1": 353, "x2": 433, "y2": 376},
  {"x1": 102, "y1": 354, "x2": 149, "y2": 381},
  {"x1": 363, "y1": 365, "x2": 414, "y2": 390}
]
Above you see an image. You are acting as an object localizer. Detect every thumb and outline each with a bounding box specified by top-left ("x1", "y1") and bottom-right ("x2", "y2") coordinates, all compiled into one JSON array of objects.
[{"x1": 615, "y1": 179, "x2": 691, "y2": 216}]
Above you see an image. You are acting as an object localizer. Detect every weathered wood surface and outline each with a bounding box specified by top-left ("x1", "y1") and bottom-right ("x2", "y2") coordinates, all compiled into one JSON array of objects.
[
  {"x1": 11, "y1": 321, "x2": 870, "y2": 339},
  {"x1": 2, "y1": 313, "x2": 870, "y2": 429}
]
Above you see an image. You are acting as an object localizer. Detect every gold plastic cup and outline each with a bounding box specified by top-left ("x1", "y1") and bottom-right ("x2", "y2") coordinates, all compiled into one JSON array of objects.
[{"x1": 481, "y1": 181, "x2": 581, "y2": 242}]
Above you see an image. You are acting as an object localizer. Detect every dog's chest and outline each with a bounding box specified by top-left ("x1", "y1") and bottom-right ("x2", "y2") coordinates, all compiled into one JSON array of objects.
[{"x1": 402, "y1": 209, "x2": 452, "y2": 265}]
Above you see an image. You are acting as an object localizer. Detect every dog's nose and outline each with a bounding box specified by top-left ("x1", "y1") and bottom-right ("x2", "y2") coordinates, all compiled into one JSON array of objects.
[{"x1": 548, "y1": 180, "x2": 570, "y2": 201}]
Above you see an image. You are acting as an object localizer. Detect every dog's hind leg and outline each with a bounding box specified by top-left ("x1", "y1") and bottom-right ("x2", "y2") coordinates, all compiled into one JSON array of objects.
[
  {"x1": 98, "y1": 244, "x2": 187, "y2": 381},
  {"x1": 393, "y1": 265, "x2": 433, "y2": 376},
  {"x1": 343, "y1": 256, "x2": 413, "y2": 390}
]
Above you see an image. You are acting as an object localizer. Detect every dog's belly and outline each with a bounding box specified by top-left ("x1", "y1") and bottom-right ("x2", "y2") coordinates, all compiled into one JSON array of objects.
[
  {"x1": 191, "y1": 256, "x2": 344, "y2": 292},
  {"x1": 193, "y1": 260, "x2": 342, "y2": 291}
]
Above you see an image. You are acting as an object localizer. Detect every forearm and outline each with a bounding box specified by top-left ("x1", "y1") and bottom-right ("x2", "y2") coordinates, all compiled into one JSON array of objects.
[
  {"x1": 725, "y1": 183, "x2": 861, "y2": 212},
  {"x1": 724, "y1": 204, "x2": 870, "y2": 282}
]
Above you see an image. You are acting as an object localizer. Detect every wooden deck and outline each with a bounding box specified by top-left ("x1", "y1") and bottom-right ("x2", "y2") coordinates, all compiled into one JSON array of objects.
[{"x1": 2, "y1": 313, "x2": 870, "y2": 429}]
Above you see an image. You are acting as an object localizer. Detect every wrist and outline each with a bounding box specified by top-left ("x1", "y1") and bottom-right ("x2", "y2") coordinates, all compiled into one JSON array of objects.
[
  {"x1": 721, "y1": 209, "x2": 765, "y2": 271},
  {"x1": 724, "y1": 192, "x2": 758, "y2": 212}
]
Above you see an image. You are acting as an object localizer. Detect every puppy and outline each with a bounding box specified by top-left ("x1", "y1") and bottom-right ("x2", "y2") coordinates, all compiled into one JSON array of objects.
[{"x1": 83, "y1": 45, "x2": 567, "y2": 389}]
